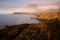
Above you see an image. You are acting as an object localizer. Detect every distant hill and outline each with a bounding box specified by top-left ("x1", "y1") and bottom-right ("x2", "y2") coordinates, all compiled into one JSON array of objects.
[
  {"x1": 13, "y1": 12, "x2": 35, "y2": 14},
  {"x1": 35, "y1": 12, "x2": 60, "y2": 20},
  {"x1": 13, "y1": 12, "x2": 29, "y2": 14},
  {"x1": 13, "y1": 12, "x2": 60, "y2": 20}
]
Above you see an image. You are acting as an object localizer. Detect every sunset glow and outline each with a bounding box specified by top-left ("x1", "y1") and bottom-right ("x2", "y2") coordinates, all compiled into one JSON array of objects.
[{"x1": 0, "y1": 0, "x2": 60, "y2": 14}]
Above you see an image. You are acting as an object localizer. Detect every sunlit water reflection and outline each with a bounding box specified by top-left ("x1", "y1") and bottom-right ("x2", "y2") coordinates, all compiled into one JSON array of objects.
[{"x1": 0, "y1": 14, "x2": 40, "y2": 29}]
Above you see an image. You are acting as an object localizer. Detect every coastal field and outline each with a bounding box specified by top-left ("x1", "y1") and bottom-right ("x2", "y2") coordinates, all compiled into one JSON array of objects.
[
  {"x1": 0, "y1": 12, "x2": 60, "y2": 40},
  {"x1": 35, "y1": 12, "x2": 60, "y2": 19}
]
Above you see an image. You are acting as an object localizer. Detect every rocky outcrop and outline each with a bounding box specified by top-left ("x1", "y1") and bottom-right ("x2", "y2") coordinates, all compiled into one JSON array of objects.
[{"x1": 35, "y1": 12, "x2": 59, "y2": 20}]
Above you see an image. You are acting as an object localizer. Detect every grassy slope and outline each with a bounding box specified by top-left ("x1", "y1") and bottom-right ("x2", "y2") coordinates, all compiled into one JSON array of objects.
[
  {"x1": 0, "y1": 19, "x2": 60, "y2": 40},
  {"x1": 35, "y1": 12, "x2": 60, "y2": 19}
]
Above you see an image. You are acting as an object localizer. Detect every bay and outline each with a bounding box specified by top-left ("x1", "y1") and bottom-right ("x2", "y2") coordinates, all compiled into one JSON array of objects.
[{"x1": 0, "y1": 14, "x2": 40, "y2": 29}]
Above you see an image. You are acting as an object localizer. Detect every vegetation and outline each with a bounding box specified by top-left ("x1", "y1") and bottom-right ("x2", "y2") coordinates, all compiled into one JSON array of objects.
[
  {"x1": 35, "y1": 12, "x2": 60, "y2": 20},
  {"x1": 0, "y1": 18, "x2": 60, "y2": 40}
]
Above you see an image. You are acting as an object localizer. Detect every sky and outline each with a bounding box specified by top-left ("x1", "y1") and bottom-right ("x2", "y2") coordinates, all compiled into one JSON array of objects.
[{"x1": 0, "y1": 0, "x2": 60, "y2": 14}]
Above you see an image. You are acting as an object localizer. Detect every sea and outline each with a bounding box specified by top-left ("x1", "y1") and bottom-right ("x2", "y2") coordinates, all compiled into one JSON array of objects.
[{"x1": 0, "y1": 14, "x2": 40, "y2": 29}]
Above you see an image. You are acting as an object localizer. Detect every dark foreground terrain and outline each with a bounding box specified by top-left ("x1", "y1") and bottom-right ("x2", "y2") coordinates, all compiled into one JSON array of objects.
[{"x1": 0, "y1": 18, "x2": 60, "y2": 40}]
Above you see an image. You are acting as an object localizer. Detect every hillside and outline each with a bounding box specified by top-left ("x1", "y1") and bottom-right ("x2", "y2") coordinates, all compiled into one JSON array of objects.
[
  {"x1": 0, "y1": 18, "x2": 60, "y2": 40},
  {"x1": 13, "y1": 12, "x2": 60, "y2": 20},
  {"x1": 35, "y1": 12, "x2": 60, "y2": 20},
  {"x1": 13, "y1": 12, "x2": 29, "y2": 14}
]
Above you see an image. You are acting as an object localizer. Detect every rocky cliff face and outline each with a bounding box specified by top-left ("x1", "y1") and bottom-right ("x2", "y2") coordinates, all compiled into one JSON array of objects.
[{"x1": 35, "y1": 12, "x2": 59, "y2": 20}]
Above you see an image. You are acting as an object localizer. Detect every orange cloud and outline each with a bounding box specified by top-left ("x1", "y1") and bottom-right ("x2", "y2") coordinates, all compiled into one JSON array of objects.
[{"x1": 37, "y1": 5, "x2": 59, "y2": 11}]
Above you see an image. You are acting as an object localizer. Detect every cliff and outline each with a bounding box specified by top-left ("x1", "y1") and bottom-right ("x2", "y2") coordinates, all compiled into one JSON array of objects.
[
  {"x1": 35, "y1": 12, "x2": 60, "y2": 20},
  {"x1": 0, "y1": 18, "x2": 60, "y2": 40},
  {"x1": 13, "y1": 12, "x2": 33, "y2": 14},
  {"x1": 13, "y1": 12, "x2": 60, "y2": 20}
]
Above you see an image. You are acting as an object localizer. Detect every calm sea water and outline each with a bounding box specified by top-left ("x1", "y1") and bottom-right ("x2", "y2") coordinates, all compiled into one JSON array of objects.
[{"x1": 0, "y1": 14, "x2": 40, "y2": 29}]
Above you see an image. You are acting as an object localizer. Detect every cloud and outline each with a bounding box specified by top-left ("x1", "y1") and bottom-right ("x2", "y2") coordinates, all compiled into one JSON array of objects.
[
  {"x1": 0, "y1": 4, "x2": 22, "y2": 8},
  {"x1": 13, "y1": 7, "x2": 38, "y2": 13},
  {"x1": 37, "y1": 5, "x2": 59, "y2": 11},
  {"x1": 0, "y1": 4, "x2": 60, "y2": 14},
  {"x1": 0, "y1": 9, "x2": 14, "y2": 14},
  {"x1": 0, "y1": 0, "x2": 60, "y2": 14},
  {"x1": 13, "y1": 5, "x2": 59, "y2": 13}
]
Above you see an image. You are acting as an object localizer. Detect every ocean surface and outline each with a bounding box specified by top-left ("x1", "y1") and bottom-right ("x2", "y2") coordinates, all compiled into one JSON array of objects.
[{"x1": 0, "y1": 14, "x2": 40, "y2": 29}]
